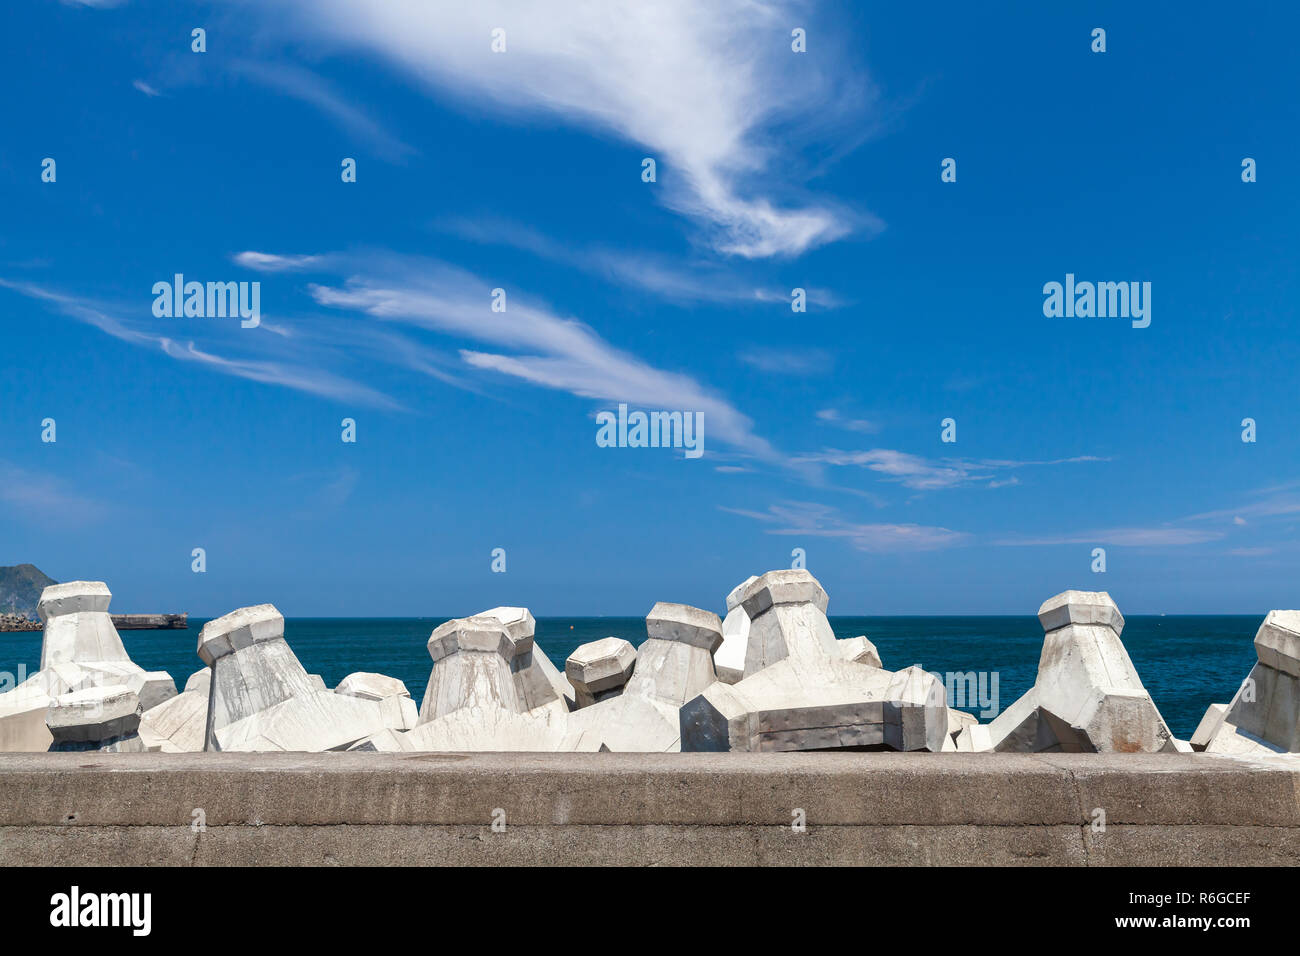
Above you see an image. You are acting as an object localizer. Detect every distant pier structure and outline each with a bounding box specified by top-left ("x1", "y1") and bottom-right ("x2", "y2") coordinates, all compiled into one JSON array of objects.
[
  {"x1": 1, "y1": 612, "x2": 187, "y2": 632},
  {"x1": 111, "y1": 614, "x2": 188, "y2": 630}
]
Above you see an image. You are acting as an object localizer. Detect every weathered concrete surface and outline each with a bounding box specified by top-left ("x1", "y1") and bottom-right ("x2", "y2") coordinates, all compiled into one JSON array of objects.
[
  {"x1": 713, "y1": 576, "x2": 757, "y2": 684},
  {"x1": 565, "y1": 603, "x2": 722, "y2": 752},
  {"x1": 982, "y1": 590, "x2": 1178, "y2": 754},
  {"x1": 565, "y1": 637, "x2": 636, "y2": 708},
  {"x1": 0, "y1": 752, "x2": 1295, "y2": 866},
  {"x1": 682, "y1": 571, "x2": 950, "y2": 752},
  {"x1": 392, "y1": 607, "x2": 579, "y2": 751},
  {"x1": 201, "y1": 605, "x2": 413, "y2": 752},
  {"x1": 0, "y1": 581, "x2": 177, "y2": 753},
  {"x1": 138, "y1": 668, "x2": 210, "y2": 753},
  {"x1": 1204, "y1": 610, "x2": 1300, "y2": 755}
]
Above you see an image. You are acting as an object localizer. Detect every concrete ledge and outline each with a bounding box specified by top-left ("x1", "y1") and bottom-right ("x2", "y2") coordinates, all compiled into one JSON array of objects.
[{"x1": 0, "y1": 752, "x2": 1296, "y2": 865}]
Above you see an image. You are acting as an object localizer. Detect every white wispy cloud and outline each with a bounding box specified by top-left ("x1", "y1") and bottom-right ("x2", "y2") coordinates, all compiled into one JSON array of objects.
[
  {"x1": 797, "y1": 448, "x2": 1108, "y2": 490},
  {"x1": 0, "y1": 279, "x2": 401, "y2": 410},
  {"x1": 301, "y1": 255, "x2": 782, "y2": 460},
  {"x1": 228, "y1": 0, "x2": 870, "y2": 257},
  {"x1": 233, "y1": 251, "x2": 326, "y2": 273},
  {"x1": 816, "y1": 408, "x2": 879, "y2": 433},
  {"x1": 132, "y1": 79, "x2": 160, "y2": 97},
  {"x1": 439, "y1": 216, "x2": 828, "y2": 306},
  {"x1": 228, "y1": 60, "x2": 414, "y2": 162},
  {"x1": 157, "y1": 338, "x2": 400, "y2": 409},
  {"x1": 994, "y1": 527, "x2": 1224, "y2": 547},
  {"x1": 1184, "y1": 482, "x2": 1300, "y2": 524},
  {"x1": 990, "y1": 481, "x2": 1300, "y2": 553},
  {"x1": 738, "y1": 347, "x2": 833, "y2": 376},
  {"x1": 4, "y1": 255, "x2": 790, "y2": 462},
  {"x1": 751, "y1": 287, "x2": 847, "y2": 308},
  {"x1": 728, "y1": 501, "x2": 1227, "y2": 554},
  {"x1": 722, "y1": 501, "x2": 969, "y2": 552}
]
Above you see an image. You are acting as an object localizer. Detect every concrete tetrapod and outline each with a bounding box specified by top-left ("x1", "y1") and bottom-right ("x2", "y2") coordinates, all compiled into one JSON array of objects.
[
  {"x1": 713, "y1": 576, "x2": 757, "y2": 684},
  {"x1": 680, "y1": 570, "x2": 951, "y2": 752},
  {"x1": 565, "y1": 603, "x2": 723, "y2": 751},
  {"x1": 979, "y1": 590, "x2": 1182, "y2": 753},
  {"x1": 138, "y1": 668, "x2": 211, "y2": 753},
  {"x1": 200, "y1": 604, "x2": 416, "y2": 751},
  {"x1": 47, "y1": 685, "x2": 145, "y2": 752},
  {"x1": 0, "y1": 581, "x2": 176, "y2": 752},
  {"x1": 357, "y1": 607, "x2": 587, "y2": 752},
  {"x1": 566, "y1": 637, "x2": 637, "y2": 708},
  {"x1": 1201, "y1": 610, "x2": 1300, "y2": 755}
]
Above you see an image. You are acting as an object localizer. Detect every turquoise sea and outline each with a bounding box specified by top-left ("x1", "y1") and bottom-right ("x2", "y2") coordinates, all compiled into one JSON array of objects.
[{"x1": 0, "y1": 616, "x2": 1261, "y2": 739}]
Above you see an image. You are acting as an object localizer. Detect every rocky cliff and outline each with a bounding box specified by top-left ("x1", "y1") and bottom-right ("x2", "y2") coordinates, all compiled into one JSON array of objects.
[{"x1": 0, "y1": 564, "x2": 57, "y2": 619}]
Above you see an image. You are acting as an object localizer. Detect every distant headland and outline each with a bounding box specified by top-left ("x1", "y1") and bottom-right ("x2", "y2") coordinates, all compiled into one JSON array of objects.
[
  {"x1": 0, "y1": 565, "x2": 185, "y2": 631},
  {"x1": 0, "y1": 563, "x2": 56, "y2": 620}
]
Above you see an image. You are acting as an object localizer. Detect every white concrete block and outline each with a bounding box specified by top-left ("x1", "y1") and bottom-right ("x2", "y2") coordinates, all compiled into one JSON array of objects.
[
  {"x1": 988, "y1": 590, "x2": 1173, "y2": 754},
  {"x1": 736, "y1": 569, "x2": 829, "y2": 619},
  {"x1": 206, "y1": 629, "x2": 319, "y2": 743},
  {"x1": 645, "y1": 602, "x2": 724, "y2": 652},
  {"x1": 47, "y1": 685, "x2": 141, "y2": 749},
  {"x1": 1190, "y1": 702, "x2": 1228, "y2": 751},
  {"x1": 1254, "y1": 610, "x2": 1300, "y2": 678},
  {"x1": 532, "y1": 641, "x2": 577, "y2": 710},
  {"x1": 197, "y1": 604, "x2": 285, "y2": 666},
  {"x1": 725, "y1": 576, "x2": 758, "y2": 613},
  {"x1": 405, "y1": 608, "x2": 580, "y2": 748},
  {"x1": 336, "y1": 672, "x2": 411, "y2": 701},
  {"x1": 37, "y1": 581, "x2": 112, "y2": 620},
  {"x1": 138, "y1": 688, "x2": 208, "y2": 753},
  {"x1": 183, "y1": 668, "x2": 211, "y2": 696},
  {"x1": 131, "y1": 671, "x2": 178, "y2": 713},
  {"x1": 563, "y1": 604, "x2": 723, "y2": 751},
  {"x1": 0, "y1": 685, "x2": 54, "y2": 752},
  {"x1": 1, "y1": 580, "x2": 184, "y2": 753},
  {"x1": 39, "y1": 583, "x2": 132, "y2": 667},
  {"x1": 215, "y1": 690, "x2": 410, "y2": 752},
  {"x1": 683, "y1": 659, "x2": 948, "y2": 752},
  {"x1": 626, "y1": 621, "x2": 720, "y2": 708},
  {"x1": 200, "y1": 603, "x2": 414, "y2": 752},
  {"x1": 566, "y1": 692, "x2": 682, "y2": 752},
  {"x1": 1037, "y1": 589, "x2": 1125, "y2": 636},
  {"x1": 566, "y1": 637, "x2": 636, "y2": 707},
  {"x1": 985, "y1": 687, "x2": 1060, "y2": 752},
  {"x1": 954, "y1": 722, "x2": 993, "y2": 752},
  {"x1": 403, "y1": 704, "x2": 597, "y2": 752},
  {"x1": 713, "y1": 606, "x2": 749, "y2": 685},
  {"x1": 839, "y1": 635, "x2": 883, "y2": 669},
  {"x1": 681, "y1": 571, "x2": 949, "y2": 753}
]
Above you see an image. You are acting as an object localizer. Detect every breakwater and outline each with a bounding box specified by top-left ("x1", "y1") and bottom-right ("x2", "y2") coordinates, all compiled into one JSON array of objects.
[
  {"x1": 0, "y1": 751, "x2": 1296, "y2": 866},
  {"x1": 1, "y1": 572, "x2": 1296, "y2": 759}
]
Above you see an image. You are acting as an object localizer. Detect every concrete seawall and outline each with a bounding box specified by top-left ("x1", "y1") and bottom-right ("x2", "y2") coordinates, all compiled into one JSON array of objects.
[{"x1": 0, "y1": 752, "x2": 1297, "y2": 866}]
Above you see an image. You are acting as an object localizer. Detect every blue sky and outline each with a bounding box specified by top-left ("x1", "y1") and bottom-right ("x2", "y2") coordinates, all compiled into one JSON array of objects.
[{"x1": 1, "y1": 0, "x2": 1297, "y2": 616}]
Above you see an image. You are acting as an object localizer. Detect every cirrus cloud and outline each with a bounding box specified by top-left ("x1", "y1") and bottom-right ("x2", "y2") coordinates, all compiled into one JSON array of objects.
[{"x1": 224, "y1": 0, "x2": 870, "y2": 258}]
